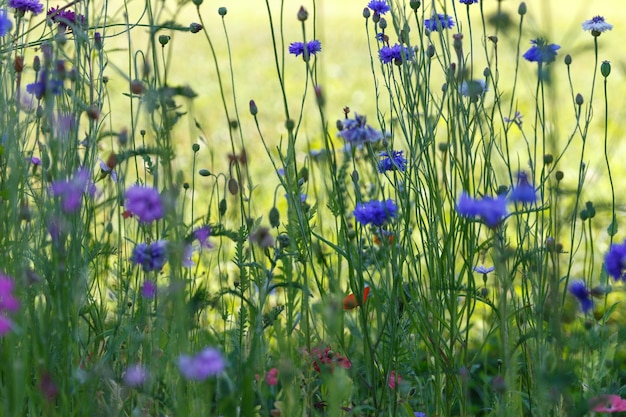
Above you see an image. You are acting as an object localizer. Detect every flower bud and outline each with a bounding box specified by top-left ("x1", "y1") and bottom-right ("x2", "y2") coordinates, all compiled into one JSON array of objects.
[
  {"x1": 94, "y1": 32, "x2": 102, "y2": 50},
  {"x1": 518, "y1": 2, "x2": 527, "y2": 16},
  {"x1": 362, "y1": 7, "x2": 370, "y2": 19},
  {"x1": 33, "y1": 56, "x2": 40, "y2": 72},
  {"x1": 564, "y1": 54, "x2": 572, "y2": 65},
  {"x1": 575, "y1": 93, "x2": 584, "y2": 106},
  {"x1": 189, "y1": 23, "x2": 202, "y2": 33},
  {"x1": 199, "y1": 168, "x2": 211, "y2": 177},
  {"x1": 192, "y1": 143, "x2": 200, "y2": 153},
  {"x1": 192, "y1": 0, "x2": 203, "y2": 5},
  {"x1": 543, "y1": 154, "x2": 553, "y2": 165},
  {"x1": 555, "y1": 171, "x2": 564, "y2": 181},
  {"x1": 14, "y1": 56, "x2": 24, "y2": 73},
  {"x1": 219, "y1": 198, "x2": 227, "y2": 215},
  {"x1": 218, "y1": 7, "x2": 227, "y2": 16},
  {"x1": 269, "y1": 207, "x2": 280, "y2": 228},
  {"x1": 601, "y1": 60, "x2": 611, "y2": 78},
  {"x1": 409, "y1": 1, "x2": 421, "y2": 11},
  {"x1": 426, "y1": 44, "x2": 435, "y2": 58},
  {"x1": 285, "y1": 119, "x2": 295, "y2": 132},
  {"x1": 249, "y1": 99, "x2": 258, "y2": 116},
  {"x1": 297, "y1": 6, "x2": 308, "y2": 21},
  {"x1": 228, "y1": 178, "x2": 239, "y2": 195},
  {"x1": 372, "y1": 12, "x2": 380, "y2": 24},
  {"x1": 379, "y1": 17, "x2": 387, "y2": 30},
  {"x1": 158, "y1": 35, "x2": 170, "y2": 46}
]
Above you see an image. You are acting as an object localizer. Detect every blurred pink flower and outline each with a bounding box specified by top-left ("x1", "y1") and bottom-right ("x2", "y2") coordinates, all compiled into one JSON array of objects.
[
  {"x1": 590, "y1": 395, "x2": 626, "y2": 413},
  {"x1": 265, "y1": 368, "x2": 278, "y2": 386},
  {"x1": 388, "y1": 370, "x2": 402, "y2": 389}
]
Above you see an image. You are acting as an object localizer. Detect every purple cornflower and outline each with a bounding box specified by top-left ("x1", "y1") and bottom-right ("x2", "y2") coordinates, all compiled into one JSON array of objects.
[
  {"x1": 367, "y1": 0, "x2": 390, "y2": 15},
  {"x1": 604, "y1": 240, "x2": 626, "y2": 281},
  {"x1": 473, "y1": 265, "x2": 495, "y2": 275},
  {"x1": 26, "y1": 70, "x2": 64, "y2": 100},
  {"x1": 47, "y1": 7, "x2": 85, "y2": 32},
  {"x1": 379, "y1": 44, "x2": 414, "y2": 64},
  {"x1": 337, "y1": 113, "x2": 383, "y2": 145},
  {"x1": 0, "y1": 273, "x2": 19, "y2": 337},
  {"x1": 130, "y1": 241, "x2": 168, "y2": 272},
  {"x1": 140, "y1": 280, "x2": 157, "y2": 298},
  {"x1": 378, "y1": 150, "x2": 407, "y2": 173},
  {"x1": 425, "y1": 14, "x2": 455, "y2": 32},
  {"x1": 457, "y1": 192, "x2": 507, "y2": 228},
  {"x1": 459, "y1": 0, "x2": 478, "y2": 4},
  {"x1": 288, "y1": 40, "x2": 322, "y2": 57},
  {"x1": 98, "y1": 159, "x2": 118, "y2": 182},
  {"x1": 503, "y1": 111, "x2": 523, "y2": 126},
  {"x1": 509, "y1": 171, "x2": 537, "y2": 204},
  {"x1": 123, "y1": 364, "x2": 149, "y2": 387},
  {"x1": 523, "y1": 39, "x2": 560, "y2": 64},
  {"x1": 414, "y1": 413, "x2": 426, "y2": 417},
  {"x1": 124, "y1": 185, "x2": 164, "y2": 223},
  {"x1": 582, "y1": 16, "x2": 612, "y2": 35},
  {"x1": 31, "y1": 156, "x2": 41, "y2": 166},
  {"x1": 0, "y1": 9, "x2": 13, "y2": 36},
  {"x1": 8, "y1": 0, "x2": 43, "y2": 15},
  {"x1": 354, "y1": 199, "x2": 398, "y2": 227},
  {"x1": 193, "y1": 225, "x2": 213, "y2": 249},
  {"x1": 178, "y1": 347, "x2": 226, "y2": 380},
  {"x1": 50, "y1": 167, "x2": 96, "y2": 214},
  {"x1": 569, "y1": 280, "x2": 593, "y2": 313},
  {"x1": 0, "y1": 316, "x2": 13, "y2": 336}
]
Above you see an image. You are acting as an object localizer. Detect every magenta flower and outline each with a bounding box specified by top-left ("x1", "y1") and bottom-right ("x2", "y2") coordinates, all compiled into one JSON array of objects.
[
  {"x1": 178, "y1": 347, "x2": 226, "y2": 380},
  {"x1": 124, "y1": 185, "x2": 164, "y2": 223},
  {"x1": 590, "y1": 395, "x2": 626, "y2": 413},
  {"x1": 265, "y1": 367, "x2": 278, "y2": 386},
  {"x1": 140, "y1": 280, "x2": 157, "y2": 298}
]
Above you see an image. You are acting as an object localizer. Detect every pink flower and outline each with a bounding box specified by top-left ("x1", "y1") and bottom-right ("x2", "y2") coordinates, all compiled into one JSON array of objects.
[
  {"x1": 265, "y1": 368, "x2": 278, "y2": 386},
  {"x1": 388, "y1": 370, "x2": 402, "y2": 389},
  {"x1": 590, "y1": 395, "x2": 626, "y2": 413},
  {"x1": 0, "y1": 315, "x2": 14, "y2": 335}
]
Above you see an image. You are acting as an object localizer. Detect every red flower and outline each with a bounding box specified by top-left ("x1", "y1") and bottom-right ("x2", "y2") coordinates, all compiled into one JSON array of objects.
[
  {"x1": 311, "y1": 347, "x2": 351, "y2": 373},
  {"x1": 343, "y1": 284, "x2": 370, "y2": 310}
]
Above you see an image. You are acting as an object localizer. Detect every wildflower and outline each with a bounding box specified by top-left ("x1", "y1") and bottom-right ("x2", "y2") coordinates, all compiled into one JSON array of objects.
[
  {"x1": 0, "y1": 315, "x2": 13, "y2": 336},
  {"x1": 354, "y1": 199, "x2": 398, "y2": 227},
  {"x1": 473, "y1": 265, "x2": 495, "y2": 275},
  {"x1": 0, "y1": 9, "x2": 13, "y2": 36},
  {"x1": 456, "y1": 192, "x2": 507, "y2": 228},
  {"x1": 503, "y1": 111, "x2": 523, "y2": 126},
  {"x1": 414, "y1": 413, "x2": 427, "y2": 417},
  {"x1": 378, "y1": 150, "x2": 407, "y2": 173},
  {"x1": 368, "y1": 0, "x2": 390, "y2": 15},
  {"x1": 0, "y1": 273, "x2": 19, "y2": 337},
  {"x1": 178, "y1": 347, "x2": 226, "y2": 380},
  {"x1": 582, "y1": 16, "x2": 612, "y2": 36},
  {"x1": 523, "y1": 38, "x2": 560, "y2": 63},
  {"x1": 379, "y1": 44, "x2": 414, "y2": 64},
  {"x1": 31, "y1": 156, "x2": 41, "y2": 166},
  {"x1": 604, "y1": 239, "x2": 626, "y2": 281},
  {"x1": 8, "y1": 0, "x2": 43, "y2": 15},
  {"x1": 98, "y1": 156, "x2": 118, "y2": 182},
  {"x1": 459, "y1": 79, "x2": 487, "y2": 99},
  {"x1": 425, "y1": 14, "x2": 455, "y2": 32},
  {"x1": 590, "y1": 395, "x2": 626, "y2": 413},
  {"x1": 26, "y1": 70, "x2": 64, "y2": 100},
  {"x1": 182, "y1": 244, "x2": 195, "y2": 267},
  {"x1": 130, "y1": 241, "x2": 168, "y2": 272},
  {"x1": 249, "y1": 226, "x2": 275, "y2": 249},
  {"x1": 337, "y1": 113, "x2": 383, "y2": 145},
  {"x1": 459, "y1": 0, "x2": 478, "y2": 3},
  {"x1": 265, "y1": 368, "x2": 278, "y2": 386},
  {"x1": 375, "y1": 32, "x2": 388, "y2": 43},
  {"x1": 311, "y1": 347, "x2": 351, "y2": 373},
  {"x1": 193, "y1": 225, "x2": 213, "y2": 249},
  {"x1": 509, "y1": 171, "x2": 537, "y2": 204},
  {"x1": 50, "y1": 167, "x2": 96, "y2": 214},
  {"x1": 47, "y1": 7, "x2": 85, "y2": 32},
  {"x1": 343, "y1": 284, "x2": 370, "y2": 310},
  {"x1": 140, "y1": 280, "x2": 157, "y2": 298},
  {"x1": 288, "y1": 40, "x2": 322, "y2": 57},
  {"x1": 569, "y1": 280, "x2": 592, "y2": 313},
  {"x1": 124, "y1": 185, "x2": 164, "y2": 223},
  {"x1": 123, "y1": 364, "x2": 149, "y2": 387},
  {"x1": 388, "y1": 370, "x2": 402, "y2": 389}
]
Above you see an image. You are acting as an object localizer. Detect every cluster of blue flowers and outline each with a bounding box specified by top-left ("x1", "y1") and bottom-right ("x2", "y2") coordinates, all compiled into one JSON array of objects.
[
  {"x1": 288, "y1": 40, "x2": 322, "y2": 58},
  {"x1": 337, "y1": 113, "x2": 383, "y2": 145},
  {"x1": 354, "y1": 199, "x2": 398, "y2": 227},
  {"x1": 425, "y1": 14, "x2": 455, "y2": 32},
  {"x1": 379, "y1": 44, "x2": 414, "y2": 64},
  {"x1": 378, "y1": 151, "x2": 407, "y2": 173}
]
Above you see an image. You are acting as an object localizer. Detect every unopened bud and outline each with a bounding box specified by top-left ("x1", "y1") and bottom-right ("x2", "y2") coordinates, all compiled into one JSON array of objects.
[
  {"x1": 555, "y1": 171, "x2": 564, "y2": 181},
  {"x1": 372, "y1": 12, "x2": 380, "y2": 24},
  {"x1": 189, "y1": 23, "x2": 202, "y2": 33},
  {"x1": 33, "y1": 56, "x2": 40, "y2": 72},
  {"x1": 601, "y1": 60, "x2": 611, "y2": 78},
  {"x1": 158, "y1": 35, "x2": 170, "y2": 46},
  {"x1": 297, "y1": 6, "x2": 308, "y2": 21},
  {"x1": 285, "y1": 119, "x2": 295, "y2": 132},
  {"x1": 575, "y1": 93, "x2": 584, "y2": 106},
  {"x1": 218, "y1": 7, "x2": 227, "y2": 16},
  {"x1": 228, "y1": 178, "x2": 239, "y2": 195},
  {"x1": 409, "y1": 1, "x2": 421, "y2": 11},
  {"x1": 379, "y1": 18, "x2": 387, "y2": 30},
  {"x1": 269, "y1": 207, "x2": 280, "y2": 228},
  {"x1": 426, "y1": 44, "x2": 435, "y2": 58},
  {"x1": 362, "y1": 8, "x2": 371, "y2": 19},
  {"x1": 192, "y1": 143, "x2": 200, "y2": 152},
  {"x1": 249, "y1": 99, "x2": 258, "y2": 116},
  {"x1": 564, "y1": 54, "x2": 572, "y2": 66},
  {"x1": 543, "y1": 154, "x2": 553, "y2": 165},
  {"x1": 518, "y1": 2, "x2": 527, "y2": 16},
  {"x1": 199, "y1": 168, "x2": 211, "y2": 177},
  {"x1": 219, "y1": 198, "x2": 227, "y2": 215}
]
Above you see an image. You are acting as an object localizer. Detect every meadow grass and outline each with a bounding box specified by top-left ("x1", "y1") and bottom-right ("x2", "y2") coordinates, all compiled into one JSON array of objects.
[{"x1": 1, "y1": 0, "x2": 626, "y2": 416}]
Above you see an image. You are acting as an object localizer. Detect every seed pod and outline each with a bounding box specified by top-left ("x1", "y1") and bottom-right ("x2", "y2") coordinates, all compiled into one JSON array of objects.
[{"x1": 228, "y1": 178, "x2": 239, "y2": 195}]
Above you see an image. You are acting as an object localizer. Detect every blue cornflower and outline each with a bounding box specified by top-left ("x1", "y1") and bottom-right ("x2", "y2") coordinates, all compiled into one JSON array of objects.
[
  {"x1": 130, "y1": 240, "x2": 168, "y2": 272},
  {"x1": 425, "y1": 14, "x2": 455, "y2": 32},
  {"x1": 337, "y1": 113, "x2": 383, "y2": 145},
  {"x1": 178, "y1": 347, "x2": 226, "y2": 380},
  {"x1": 125, "y1": 185, "x2": 164, "y2": 224},
  {"x1": 26, "y1": 70, "x2": 64, "y2": 100},
  {"x1": 379, "y1": 44, "x2": 414, "y2": 64},
  {"x1": 50, "y1": 167, "x2": 96, "y2": 214},
  {"x1": 523, "y1": 39, "x2": 560, "y2": 63},
  {"x1": 582, "y1": 16, "x2": 612, "y2": 35},
  {"x1": 509, "y1": 171, "x2": 537, "y2": 204},
  {"x1": 459, "y1": 0, "x2": 478, "y2": 3},
  {"x1": 375, "y1": 32, "x2": 388, "y2": 43},
  {"x1": 288, "y1": 40, "x2": 322, "y2": 57},
  {"x1": 354, "y1": 199, "x2": 398, "y2": 227},
  {"x1": 367, "y1": 0, "x2": 390, "y2": 15},
  {"x1": 457, "y1": 192, "x2": 507, "y2": 228},
  {"x1": 378, "y1": 150, "x2": 407, "y2": 173},
  {"x1": 0, "y1": 10, "x2": 13, "y2": 36},
  {"x1": 604, "y1": 240, "x2": 626, "y2": 281},
  {"x1": 8, "y1": 0, "x2": 43, "y2": 15},
  {"x1": 569, "y1": 280, "x2": 593, "y2": 313},
  {"x1": 473, "y1": 265, "x2": 495, "y2": 274}
]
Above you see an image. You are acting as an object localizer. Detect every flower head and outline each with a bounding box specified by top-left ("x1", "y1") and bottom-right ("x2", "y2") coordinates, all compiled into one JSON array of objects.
[
  {"x1": 0, "y1": 274, "x2": 19, "y2": 313},
  {"x1": 311, "y1": 347, "x2": 351, "y2": 373},
  {"x1": 8, "y1": 0, "x2": 43, "y2": 15},
  {"x1": 140, "y1": 280, "x2": 157, "y2": 298},
  {"x1": 604, "y1": 239, "x2": 626, "y2": 281},
  {"x1": 388, "y1": 370, "x2": 402, "y2": 389},
  {"x1": 178, "y1": 347, "x2": 226, "y2": 380},
  {"x1": 50, "y1": 167, "x2": 96, "y2": 213},
  {"x1": 26, "y1": 70, "x2": 63, "y2": 100},
  {"x1": 124, "y1": 365, "x2": 149, "y2": 387},
  {"x1": 337, "y1": 113, "x2": 383, "y2": 145},
  {"x1": 590, "y1": 395, "x2": 626, "y2": 413},
  {"x1": 473, "y1": 265, "x2": 495, "y2": 275},
  {"x1": 368, "y1": 0, "x2": 390, "y2": 15},
  {"x1": 509, "y1": 171, "x2": 537, "y2": 204},
  {"x1": 288, "y1": 40, "x2": 322, "y2": 57},
  {"x1": 124, "y1": 185, "x2": 164, "y2": 223},
  {"x1": 354, "y1": 199, "x2": 397, "y2": 227},
  {"x1": 265, "y1": 368, "x2": 278, "y2": 386},
  {"x1": 459, "y1": 0, "x2": 478, "y2": 3},
  {"x1": 193, "y1": 225, "x2": 213, "y2": 248},
  {"x1": 379, "y1": 44, "x2": 414, "y2": 64},
  {"x1": 425, "y1": 14, "x2": 455, "y2": 32},
  {"x1": 47, "y1": 7, "x2": 85, "y2": 32},
  {"x1": 523, "y1": 38, "x2": 560, "y2": 63},
  {"x1": 459, "y1": 79, "x2": 487, "y2": 99},
  {"x1": 582, "y1": 16, "x2": 612, "y2": 35},
  {"x1": 457, "y1": 192, "x2": 507, "y2": 228},
  {"x1": 130, "y1": 241, "x2": 168, "y2": 272},
  {"x1": 569, "y1": 280, "x2": 592, "y2": 313},
  {"x1": 0, "y1": 9, "x2": 13, "y2": 36},
  {"x1": 378, "y1": 150, "x2": 407, "y2": 173}
]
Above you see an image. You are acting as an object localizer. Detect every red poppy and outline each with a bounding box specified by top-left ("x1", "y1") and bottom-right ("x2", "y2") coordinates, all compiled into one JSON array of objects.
[{"x1": 343, "y1": 284, "x2": 370, "y2": 310}]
